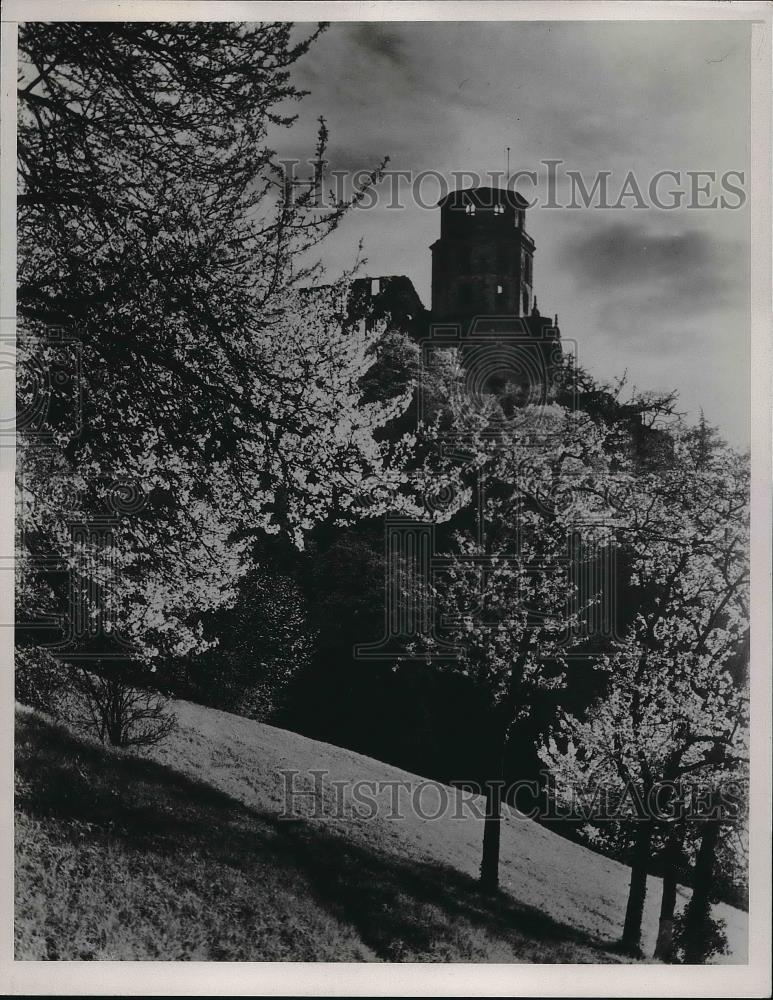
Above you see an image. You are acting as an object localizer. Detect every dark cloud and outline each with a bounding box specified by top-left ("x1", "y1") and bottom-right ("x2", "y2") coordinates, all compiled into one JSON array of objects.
[
  {"x1": 559, "y1": 222, "x2": 746, "y2": 311},
  {"x1": 347, "y1": 24, "x2": 410, "y2": 68}
]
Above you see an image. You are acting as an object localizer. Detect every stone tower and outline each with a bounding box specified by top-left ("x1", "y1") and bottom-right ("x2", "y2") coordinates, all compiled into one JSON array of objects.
[
  {"x1": 430, "y1": 186, "x2": 535, "y2": 322},
  {"x1": 427, "y1": 185, "x2": 562, "y2": 405}
]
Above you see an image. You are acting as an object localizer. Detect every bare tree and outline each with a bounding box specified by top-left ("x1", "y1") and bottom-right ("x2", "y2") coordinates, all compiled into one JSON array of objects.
[{"x1": 68, "y1": 665, "x2": 176, "y2": 748}]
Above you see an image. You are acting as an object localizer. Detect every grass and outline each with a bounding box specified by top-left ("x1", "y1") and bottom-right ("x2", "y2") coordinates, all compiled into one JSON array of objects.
[
  {"x1": 15, "y1": 710, "x2": 375, "y2": 961},
  {"x1": 14, "y1": 700, "x2": 747, "y2": 962}
]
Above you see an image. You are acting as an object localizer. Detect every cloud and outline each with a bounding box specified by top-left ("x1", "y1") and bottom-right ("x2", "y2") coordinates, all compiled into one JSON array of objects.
[
  {"x1": 347, "y1": 24, "x2": 410, "y2": 68},
  {"x1": 558, "y1": 221, "x2": 747, "y2": 313}
]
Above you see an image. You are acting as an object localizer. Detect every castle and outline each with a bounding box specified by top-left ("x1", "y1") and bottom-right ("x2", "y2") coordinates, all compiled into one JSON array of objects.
[
  {"x1": 350, "y1": 185, "x2": 563, "y2": 398},
  {"x1": 353, "y1": 187, "x2": 561, "y2": 347}
]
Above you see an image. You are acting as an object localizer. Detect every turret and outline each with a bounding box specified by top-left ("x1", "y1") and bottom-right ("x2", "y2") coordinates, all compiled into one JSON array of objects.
[{"x1": 430, "y1": 187, "x2": 535, "y2": 322}]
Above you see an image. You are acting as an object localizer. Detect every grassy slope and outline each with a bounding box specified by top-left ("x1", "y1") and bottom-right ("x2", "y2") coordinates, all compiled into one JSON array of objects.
[{"x1": 15, "y1": 699, "x2": 747, "y2": 962}]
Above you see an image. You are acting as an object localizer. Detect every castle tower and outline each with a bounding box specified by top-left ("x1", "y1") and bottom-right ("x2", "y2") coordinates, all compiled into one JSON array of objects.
[{"x1": 430, "y1": 187, "x2": 535, "y2": 322}]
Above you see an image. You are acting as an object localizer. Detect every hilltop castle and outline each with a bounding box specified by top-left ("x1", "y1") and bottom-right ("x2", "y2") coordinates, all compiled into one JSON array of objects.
[{"x1": 352, "y1": 185, "x2": 561, "y2": 350}]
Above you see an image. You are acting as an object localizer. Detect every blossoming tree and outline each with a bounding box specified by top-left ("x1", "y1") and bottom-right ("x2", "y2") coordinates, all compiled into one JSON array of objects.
[
  {"x1": 15, "y1": 22, "x2": 419, "y2": 736},
  {"x1": 539, "y1": 427, "x2": 749, "y2": 957},
  {"x1": 413, "y1": 399, "x2": 621, "y2": 891}
]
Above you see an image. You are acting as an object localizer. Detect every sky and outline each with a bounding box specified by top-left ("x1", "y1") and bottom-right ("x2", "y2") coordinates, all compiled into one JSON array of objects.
[{"x1": 279, "y1": 20, "x2": 751, "y2": 448}]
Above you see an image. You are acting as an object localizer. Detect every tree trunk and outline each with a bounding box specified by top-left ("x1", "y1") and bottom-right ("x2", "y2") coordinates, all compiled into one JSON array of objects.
[
  {"x1": 621, "y1": 820, "x2": 654, "y2": 955},
  {"x1": 682, "y1": 819, "x2": 721, "y2": 964},
  {"x1": 653, "y1": 829, "x2": 682, "y2": 962},
  {"x1": 479, "y1": 727, "x2": 507, "y2": 893},
  {"x1": 480, "y1": 778, "x2": 503, "y2": 892}
]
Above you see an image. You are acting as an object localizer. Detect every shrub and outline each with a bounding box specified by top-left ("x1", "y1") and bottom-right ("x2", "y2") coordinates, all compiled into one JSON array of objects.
[
  {"x1": 16, "y1": 647, "x2": 175, "y2": 749},
  {"x1": 15, "y1": 646, "x2": 67, "y2": 716},
  {"x1": 672, "y1": 904, "x2": 729, "y2": 964},
  {"x1": 180, "y1": 570, "x2": 314, "y2": 723},
  {"x1": 66, "y1": 664, "x2": 176, "y2": 748}
]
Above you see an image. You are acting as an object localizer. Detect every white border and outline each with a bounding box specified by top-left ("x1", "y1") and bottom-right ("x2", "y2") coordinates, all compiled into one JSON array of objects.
[
  {"x1": 1, "y1": 3, "x2": 770, "y2": 997},
  {"x1": 1, "y1": 0, "x2": 773, "y2": 22}
]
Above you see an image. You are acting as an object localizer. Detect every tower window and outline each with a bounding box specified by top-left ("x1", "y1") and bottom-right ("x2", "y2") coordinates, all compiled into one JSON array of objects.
[
  {"x1": 370, "y1": 277, "x2": 380, "y2": 296},
  {"x1": 522, "y1": 290, "x2": 529, "y2": 314},
  {"x1": 524, "y1": 254, "x2": 532, "y2": 284},
  {"x1": 494, "y1": 203, "x2": 504, "y2": 215},
  {"x1": 465, "y1": 202, "x2": 476, "y2": 215},
  {"x1": 515, "y1": 209, "x2": 524, "y2": 229},
  {"x1": 497, "y1": 284, "x2": 503, "y2": 295}
]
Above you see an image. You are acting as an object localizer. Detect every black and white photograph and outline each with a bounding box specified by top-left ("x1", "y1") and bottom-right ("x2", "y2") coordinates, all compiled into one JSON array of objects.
[{"x1": 2, "y1": 1, "x2": 771, "y2": 995}]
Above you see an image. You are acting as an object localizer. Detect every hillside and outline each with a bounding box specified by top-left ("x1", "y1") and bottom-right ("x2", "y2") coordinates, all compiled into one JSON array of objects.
[{"x1": 15, "y1": 699, "x2": 747, "y2": 963}]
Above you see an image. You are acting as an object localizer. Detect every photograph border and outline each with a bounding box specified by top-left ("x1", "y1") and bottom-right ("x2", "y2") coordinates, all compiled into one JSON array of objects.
[{"x1": 1, "y1": 2, "x2": 770, "y2": 996}]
